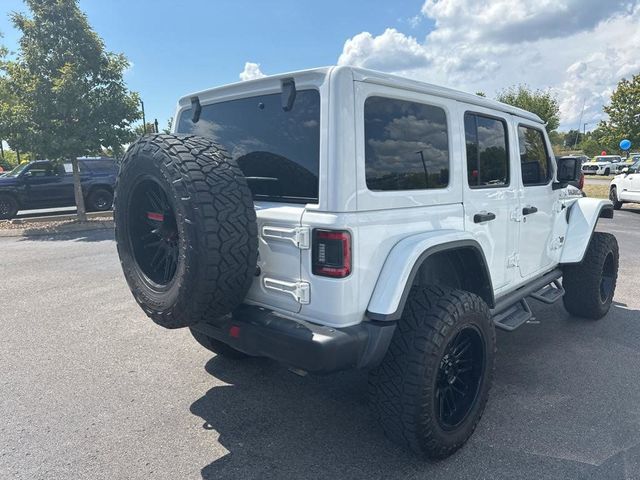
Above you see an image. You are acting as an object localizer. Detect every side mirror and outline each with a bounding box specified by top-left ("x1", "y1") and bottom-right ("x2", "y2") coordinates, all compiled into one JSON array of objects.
[
  {"x1": 22, "y1": 171, "x2": 32, "y2": 178},
  {"x1": 554, "y1": 157, "x2": 581, "y2": 188},
  {"x1": 622, "y1": 167, "x2": 629, "y2": 174}
]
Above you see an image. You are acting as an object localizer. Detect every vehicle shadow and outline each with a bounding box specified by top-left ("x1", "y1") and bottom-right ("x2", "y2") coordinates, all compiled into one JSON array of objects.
[
  {"x1": 18, "y1": 225, "x2": 114, "y2": 243},
  {"x1": 190, "y1": 300, "x2": 640, "y2": 479}
]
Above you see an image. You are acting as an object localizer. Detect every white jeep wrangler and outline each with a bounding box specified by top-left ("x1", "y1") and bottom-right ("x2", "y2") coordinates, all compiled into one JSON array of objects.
[{"x1": 114, "y1": 66, "x2": 619, "y2": 459}]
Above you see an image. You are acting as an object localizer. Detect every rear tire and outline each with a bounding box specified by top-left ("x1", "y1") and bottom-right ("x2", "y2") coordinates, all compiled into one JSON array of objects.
[
  {"x1": 369, "y1": 286, "x2": 495, "y2": 459},
  {"x1": 87, "y1": 187, "x2": 113, "y2": 212},
  {"x1": 189, "y1": 327, "x2": 250, "y2": 359},
  {"x1": 114, "y1": 134, "x2": 258, "y2": 329},
  {"x1": 0, "y1": 194, "x2": 19, "y2": 220},
  {"x1": 609, "y1": 186, "x2": 623, "y2": 210},
  {"x1": 562, "y1": 232, "x2": 619, "y2": 319}
]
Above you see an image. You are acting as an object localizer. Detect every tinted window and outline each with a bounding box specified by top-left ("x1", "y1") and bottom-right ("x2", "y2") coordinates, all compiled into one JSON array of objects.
[
  {"x1": 518, "y1": 126, "x2": 551, "y2": 185},
  {"x1": 177, "y1": 90, "x2": 320, "y2": 203},
  {"x1": 28, "y1": 162, "x2": 54, "y2": 177},
  {"x1": 464, "y1": 113, "x2": 509, "y2": 187},
  {"x1": 364, "y1": 96, "x2": 449, "y2": 191},
  {"x1": 80, "y1": 160, "x2": 116, "y2": 174}
]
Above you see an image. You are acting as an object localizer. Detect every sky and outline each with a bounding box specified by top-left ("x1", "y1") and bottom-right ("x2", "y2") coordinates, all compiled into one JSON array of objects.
[{"x1": 0, "y1": 0, "x2": 638, "y2": 132}]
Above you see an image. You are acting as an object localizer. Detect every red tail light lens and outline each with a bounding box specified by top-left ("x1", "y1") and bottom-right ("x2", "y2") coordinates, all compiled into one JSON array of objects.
[
  {"x1": 578, "y1": 173, "x2": 585, "y2": 190},
  {"x1": 312, "y1": 229, "x2": 351, "y2": 278}
]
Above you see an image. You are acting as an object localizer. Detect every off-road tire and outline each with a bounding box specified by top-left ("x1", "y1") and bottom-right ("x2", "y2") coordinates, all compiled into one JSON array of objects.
[
  {"x1": 189, "y1": 327, "x2": 250, "y2": 359},
  {"x1": 562, "y1": 232, "x2": 619, "y2": 319},
  {"x1": 87, "y1": 187, "x2": 114, "y2": 212},
  {"x1": 369, "y1": 286, "x2": 496, "y2": 459},
  {"x1": 114, "y1": 134, "x2": 258, "y2": 329},
  {"x1": 0, "y1": 193, "x2": 19, "y2": 220},
  {"x1": 609, "y1": 186, "x2": 623, "y2": 210}
]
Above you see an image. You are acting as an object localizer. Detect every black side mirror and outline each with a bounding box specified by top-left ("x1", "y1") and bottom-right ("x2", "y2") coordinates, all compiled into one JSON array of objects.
[{"x1": 555, "y1": 157, "x2": 581, "y2": 186}]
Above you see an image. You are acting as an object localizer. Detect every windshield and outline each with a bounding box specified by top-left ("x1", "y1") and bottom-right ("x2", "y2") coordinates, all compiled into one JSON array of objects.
[
  {"x1": 177, "y1": 89, "x2": 320, "y2": 203},
  {"x1": 3, "y1": 163, "x2": 30, "y2": 177}
]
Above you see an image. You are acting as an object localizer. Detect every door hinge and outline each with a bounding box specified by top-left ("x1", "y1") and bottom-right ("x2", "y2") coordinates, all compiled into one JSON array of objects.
[
  {"x1": 550, "y1": 236, "x2": 565, "y2": 250},
  {"x1": 262, "y1": 225, "x2": 310, "y2": 249},
  {"x1": 263, "y1": 278, "x2": 310, "y2": 304},
  {"x1": 507, "y1": 253, "x2": 520, "y2": 268},
  {"x1": 510, "y1": 209, "x2": 523, "y2": 222}
]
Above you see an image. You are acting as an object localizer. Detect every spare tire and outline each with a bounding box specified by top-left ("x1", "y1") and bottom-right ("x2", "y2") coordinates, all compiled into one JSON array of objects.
[{"x1": 114, "y1": 134, "x2": 258, "y2": 329}]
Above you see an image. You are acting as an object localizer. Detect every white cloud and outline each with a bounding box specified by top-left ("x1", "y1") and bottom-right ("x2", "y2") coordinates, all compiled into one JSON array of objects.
[
  {"x1": 337, "y1": 0, "x2": 640, "y2": 130},
  {"x1": 239, "y1": 62, "x2": 266, "y2": 81},
  {"x1": 338, "y1": 28, "x2": 430, "y2": 72}
]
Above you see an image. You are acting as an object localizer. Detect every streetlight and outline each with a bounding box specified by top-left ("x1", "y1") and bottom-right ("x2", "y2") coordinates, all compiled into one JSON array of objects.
[{"x1": 140, "y1": 99, "x2": 147, "y2": 134}]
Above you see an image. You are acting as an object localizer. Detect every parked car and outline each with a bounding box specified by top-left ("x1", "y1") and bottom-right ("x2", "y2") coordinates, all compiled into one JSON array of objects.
[
  {"x1": 582, "y1": 155, "x2": 623, "y2": 175},
  {"x1": 113, "y1": 66, "x2": 618, "y2": 458},
  {"x1": 0, "y1": 157, "x2": 117, "y2": 220},
  {"x1": 609, "y1": 158, "x2": 640, "y2": 209}
]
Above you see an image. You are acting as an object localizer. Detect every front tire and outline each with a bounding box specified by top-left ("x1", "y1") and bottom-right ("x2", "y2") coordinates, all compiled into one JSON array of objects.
[
  {"x1": 604, "y1": 168, "x2": 610, "y2": 176},
  {"x1": 0, "y1": 194, "x2": 19, "y2": 220},
  {"x1": 369, "y1": 286, "x2": 496, "y2": 459},
  {"x1": 563, "y1": 232, "x2": 619, "y2": 319},
  {"x1": 609, "y1": 186, "x2": 623, "y2": 210}
]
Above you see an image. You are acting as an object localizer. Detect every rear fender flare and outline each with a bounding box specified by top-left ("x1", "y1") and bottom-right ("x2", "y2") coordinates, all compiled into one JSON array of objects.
[{"x1": 366, "y1": 230, "x2": 494, "y2": 321}]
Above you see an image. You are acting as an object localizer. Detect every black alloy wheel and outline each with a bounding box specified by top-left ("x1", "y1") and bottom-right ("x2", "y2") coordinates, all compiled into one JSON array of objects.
[
  {"x1": 128, "y1": 178, "x2": 179, "y2": 287},
  {"x1": 435, "y1": 326, "x2": 485, "y2": 430}
]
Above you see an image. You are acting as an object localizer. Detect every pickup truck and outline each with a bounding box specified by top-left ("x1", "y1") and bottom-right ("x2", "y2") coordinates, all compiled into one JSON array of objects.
[{"x1": 0, "y1": 157, "x2": 117, "y2": 220}]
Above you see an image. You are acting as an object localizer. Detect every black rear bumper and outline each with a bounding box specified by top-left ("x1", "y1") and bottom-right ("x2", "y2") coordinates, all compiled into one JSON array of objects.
[{"x1": 191, "y1": 305, "x2": 396, "y2": 374}]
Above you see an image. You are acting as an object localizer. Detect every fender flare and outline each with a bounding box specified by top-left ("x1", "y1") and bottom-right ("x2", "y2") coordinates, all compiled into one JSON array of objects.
[
  {"x1": 560, "y1": 197, "x2": 613, "y2": 264},
  {"x1": 366, "y1": 230, "x2": 494, "y2": 321}
]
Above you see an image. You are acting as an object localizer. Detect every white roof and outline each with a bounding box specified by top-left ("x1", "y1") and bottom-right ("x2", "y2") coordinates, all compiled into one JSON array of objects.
[{"x1": 179, "y1": 66, "x2": 544, "y2": 124}]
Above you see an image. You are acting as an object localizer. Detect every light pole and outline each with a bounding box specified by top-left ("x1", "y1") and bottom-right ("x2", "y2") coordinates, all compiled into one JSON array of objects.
[{"x1": 140, "y1": 99, "x2": 147, "y2": 134}]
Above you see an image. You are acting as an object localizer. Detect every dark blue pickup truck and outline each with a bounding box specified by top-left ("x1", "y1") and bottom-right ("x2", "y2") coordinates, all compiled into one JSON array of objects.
[{"x1": 0, "y1": 157, "x2": 117, "y2": 220}]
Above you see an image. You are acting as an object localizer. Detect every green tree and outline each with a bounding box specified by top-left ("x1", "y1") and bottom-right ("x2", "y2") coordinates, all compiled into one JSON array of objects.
[
  {"x1": 162, "y1": 117, "x2": 173, "y2": 134},
  {"x1": 5, "y1": 0, "x2": 140, "y2": 220},
  {"x1": 496, "y1": 84, "x2": 560, "y2": 132},
  {"x1": 563, "y1": 130, "x2": 583, "y2": 148},
  {"x1": 598, "y1": 73, "x2": 640, "y2": 153}
]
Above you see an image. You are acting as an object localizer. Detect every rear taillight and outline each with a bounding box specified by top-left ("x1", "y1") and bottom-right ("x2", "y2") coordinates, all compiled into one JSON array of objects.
[
  {"x1": 578, "y1": 173, "x2": 585, "y2": 190},
  {"x1": 312, "y1": 229, "x2": 351, "y2": 278}
]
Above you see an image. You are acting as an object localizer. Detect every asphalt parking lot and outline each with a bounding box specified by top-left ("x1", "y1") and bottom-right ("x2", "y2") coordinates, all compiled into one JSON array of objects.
[{"x1": 2, "y1": 208, "x2": 640, "y2": 480}]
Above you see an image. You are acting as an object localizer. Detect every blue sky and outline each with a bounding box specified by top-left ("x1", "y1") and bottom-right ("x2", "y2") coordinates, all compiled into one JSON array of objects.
[
  {"x1": 1, "y1": 0, "x2": 638, "y2": 132},
  {"x1": 0, "y1": 0, "x2": 428, "y2": 130}
]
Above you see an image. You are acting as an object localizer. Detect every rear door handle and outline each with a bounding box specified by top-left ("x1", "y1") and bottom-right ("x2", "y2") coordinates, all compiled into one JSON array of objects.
[
  {"x1": 522, "y1": 206, "x2": 538, "y2": 216},
  {"x1": 473, "y1": 212, "x2": 496, "y2": 223}
]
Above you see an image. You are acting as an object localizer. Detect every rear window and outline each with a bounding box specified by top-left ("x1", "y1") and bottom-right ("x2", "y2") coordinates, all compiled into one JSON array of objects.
[{"x1": 177, "y1": 90, "x2": 320, "y2": 203}]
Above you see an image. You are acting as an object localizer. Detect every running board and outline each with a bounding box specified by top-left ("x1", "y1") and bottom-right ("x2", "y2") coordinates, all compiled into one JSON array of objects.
[
  {"x1": 491, "y1": 269, "x2": 563, "y2": 332},
  {"x1": 493, "y1": 299, "x2": 532, "y2": 331},
  {"x1": 529, "y1": 279, "x2": 565, "y2": 304}
]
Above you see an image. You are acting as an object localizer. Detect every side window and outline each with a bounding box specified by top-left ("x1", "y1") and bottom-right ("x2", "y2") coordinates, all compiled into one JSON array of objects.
[
  {"x1": 518, "y1": 126, "x2": 551, "y2": 185},
  {"x1": 29, "y1": 163, "x2": 54, "y2": 177},
  {"x1": 464, "y1": 113, "x2": 509, "y2": 188},
  {"x1": 364, "y1": 96, "x2": 449, "y2": 191}
]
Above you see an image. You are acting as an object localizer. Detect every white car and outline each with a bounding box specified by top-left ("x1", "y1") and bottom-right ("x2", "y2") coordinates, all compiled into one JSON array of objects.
[
  {"x1": 113, "y1": 66, "x2": 619, "y2": 459},
  {"x1": 610, "y1": 159, "x2": 640, "y2": 208},
  {"x1": 582, "y1": 155, "x2": 623, "y2": 175}
]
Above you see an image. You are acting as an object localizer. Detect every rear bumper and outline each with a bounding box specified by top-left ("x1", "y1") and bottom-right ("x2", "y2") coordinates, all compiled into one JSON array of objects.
[{"x1": 191, "y1": 305, "x2": 396, "y2": 374}]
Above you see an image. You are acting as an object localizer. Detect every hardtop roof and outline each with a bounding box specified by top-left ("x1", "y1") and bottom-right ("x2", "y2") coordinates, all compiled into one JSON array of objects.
[{"x1": 178, "y1": 66, "x2": 544, "y2": 124}]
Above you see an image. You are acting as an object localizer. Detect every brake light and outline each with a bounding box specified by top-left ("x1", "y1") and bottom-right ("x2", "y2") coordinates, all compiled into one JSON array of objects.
[
  {"x1": 578, "y1": 173, "x2": 585, "y2": 190},
  {"x1": 312, "y1": 229, "x2": 351, "y2": 278}
]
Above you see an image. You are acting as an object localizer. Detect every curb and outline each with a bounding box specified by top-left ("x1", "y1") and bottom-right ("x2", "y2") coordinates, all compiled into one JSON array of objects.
[
  {"x1": 10, "y1": 211, "x2": 113, "y2": 224},
  {"x1": 0, "y1": 220, "x2": 114, "y2": 238}
]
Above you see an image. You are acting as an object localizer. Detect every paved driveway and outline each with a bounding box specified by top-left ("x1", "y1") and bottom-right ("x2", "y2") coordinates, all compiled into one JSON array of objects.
[{"x1": 1, "y1": 208, "x2": 640, "y2": 479}]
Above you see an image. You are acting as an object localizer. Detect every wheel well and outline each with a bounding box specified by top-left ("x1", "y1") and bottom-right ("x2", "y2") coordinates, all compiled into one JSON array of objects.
[
  {"x1": 0, "y1": 191, "x2": 20, "y2": 207},
  {"x1": 412, "y1": 248, "x2": 495, "y2": 308},
  {"x1": 86, "y1": 184, "x2": 113, "y2": 197}
]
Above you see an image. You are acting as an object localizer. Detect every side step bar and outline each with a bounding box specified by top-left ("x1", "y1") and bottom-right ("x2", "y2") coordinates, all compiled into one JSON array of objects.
[{"x1": 491, "y1": 269, "x2": 563, "y2": 332}]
